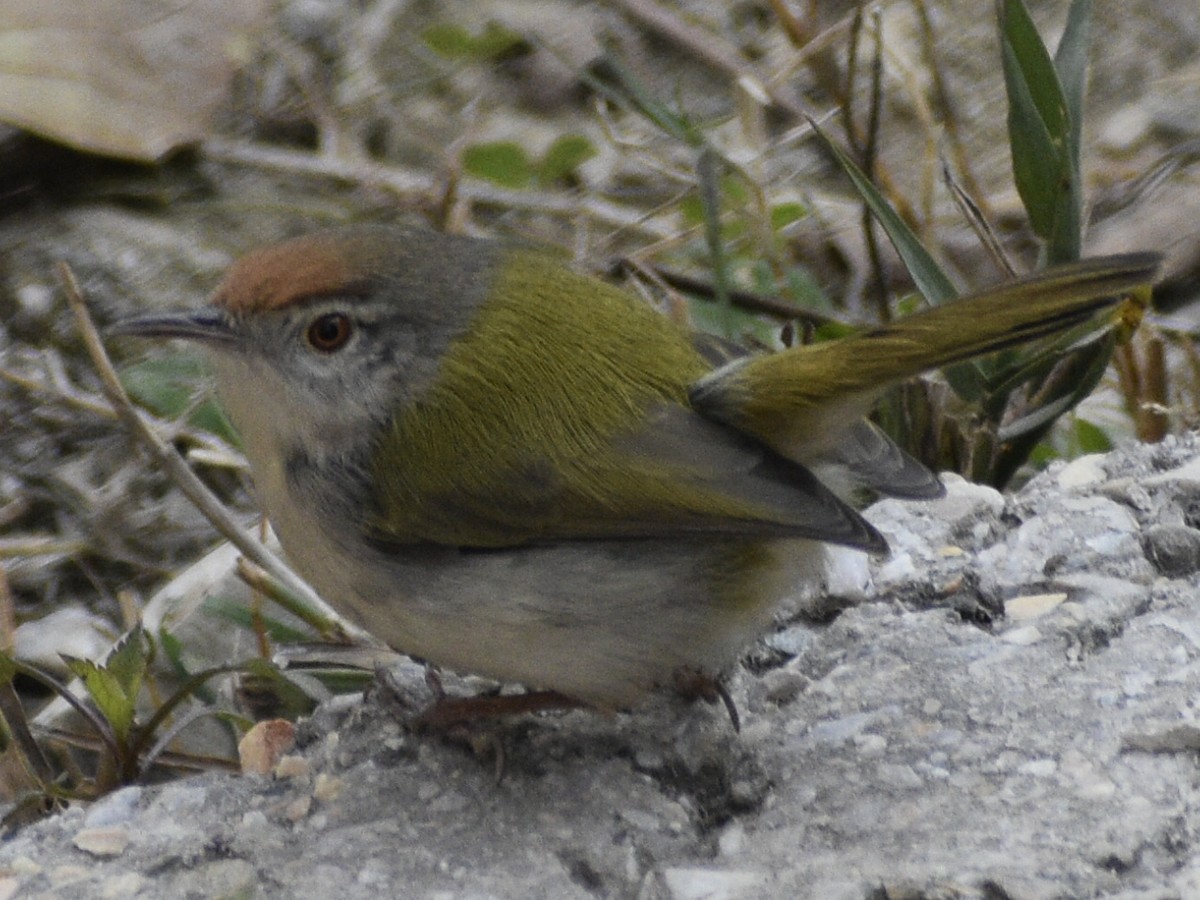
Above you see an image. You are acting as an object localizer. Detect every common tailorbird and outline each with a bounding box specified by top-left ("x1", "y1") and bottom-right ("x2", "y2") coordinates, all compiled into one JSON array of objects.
[{"x1": 114, "y1": 226, "x2": 1159, "y2": 722}]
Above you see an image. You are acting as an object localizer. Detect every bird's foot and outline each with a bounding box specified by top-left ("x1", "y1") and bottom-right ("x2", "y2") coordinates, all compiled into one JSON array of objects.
[{"x1": 671, "y1": 668, "x2": 740, "y2": 732}]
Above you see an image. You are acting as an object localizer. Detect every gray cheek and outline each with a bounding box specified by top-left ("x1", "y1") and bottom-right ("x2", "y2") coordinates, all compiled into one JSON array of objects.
[{"x1": 375, "y1": 328, "x2": 444, "y2": 406}]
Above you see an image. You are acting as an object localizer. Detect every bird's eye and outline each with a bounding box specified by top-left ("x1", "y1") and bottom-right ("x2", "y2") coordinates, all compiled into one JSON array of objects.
[{"x1": 305, "y1": 313, "x2": 353, "y2": 352}]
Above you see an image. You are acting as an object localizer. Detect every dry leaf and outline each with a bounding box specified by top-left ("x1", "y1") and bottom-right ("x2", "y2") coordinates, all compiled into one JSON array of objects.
[
  {"x1": 0, "y1": 0, "x2": 269, "y2": 161},
  {"x1": 237, "y1": 719, "x2": 296, "y2": 776}
]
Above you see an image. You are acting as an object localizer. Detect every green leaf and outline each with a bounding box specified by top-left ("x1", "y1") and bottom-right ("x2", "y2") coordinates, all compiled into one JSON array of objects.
[
  {"x1": 770, "y1": 202, "x2": 807, "y2": 231},
  {"x1": 679, "y1": 193, "x2": 705, "y2": 228},
  {"x1": 105, "y1": 627, "x2": 149, "y2": 701},
  {"x1": 421, "y1": 22, "x2": 524, "y2": 61},
  {"x1": 462, "y1": 141, "x2": 532, "y2": 188},
  {"x1": 64, "y1": 656, "x2": 136, "y2": 743},
  {"x1": 783, "y1": 268, "x2": 831, "y2": 312},
  {"x1": 537, "y1": 134, "x2": 597, "y2": 184},
  {"x1": 808, "y1": 119, "x2": 958, "y2": 305},
  {"x1": 1027, "y1": 440, "x2": 1059, "y2": 468},
  {"x1": 155, "y1": 626, "x2": 217, "y2": 707},
  {"x1": 1049, "y1": 0, "x2": 1091, "y2": 263},
  {"x1": 422, "y1": 23, "x2": 473, "y2": 58},
  {"x1": 1054, "y1": 0, "x2": 1092, "y2": 157},
  {"x1": 749, "y1": 260, "x2": 777, "y2": 297},
  {"x1": 581, "y1": 55, "x2": 699, "y2": 145},
  {"x1": 120, "y1": 355, "x2": 240, "y2": 446},
  {"x1": 992, "y1": 330, "x2": 1117, "y2": 486},
  {"x1": 134, "y1": 661, "x2": 248, "y2": 754},
  {"x1": 686, "y1": 292, "x2": 779, "y2": 348},
  {"x1": 201, "y1": 595, "x2": 313, "y2": 644},
  {"x1": 811, "y1": 319, "x2": 861, "y2": 342},
  {"x1": 238, "y1": 659, "x2": 318, "y2": 720},
  {"x1": 894, "y1": 291, "x2": 926, "y2": 318},
  {"x1": 998, "y1": 0, "x2": 1081, "y2": 262},
  {"x1": 1073, "y1": 416, "x2": 1112, "y2": 454}
]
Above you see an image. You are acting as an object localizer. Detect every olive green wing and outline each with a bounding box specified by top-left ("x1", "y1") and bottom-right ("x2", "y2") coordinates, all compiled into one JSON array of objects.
[{"x1": 366, "y1": 401, "x2": 886, "y2": 553}]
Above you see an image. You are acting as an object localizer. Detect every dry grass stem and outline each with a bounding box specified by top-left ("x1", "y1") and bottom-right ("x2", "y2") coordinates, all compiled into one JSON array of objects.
[
  {"x1": 0, "y1": 537, "x2": 90, "y2": 560},
  {"x1": 203, "y1": 138, "x2": 675, "y2": 240}
]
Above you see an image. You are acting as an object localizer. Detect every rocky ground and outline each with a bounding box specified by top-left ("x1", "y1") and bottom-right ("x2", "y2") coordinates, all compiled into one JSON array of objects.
[{"x1": 2, "y1": 436, "x2": 1200, "y2": 899}]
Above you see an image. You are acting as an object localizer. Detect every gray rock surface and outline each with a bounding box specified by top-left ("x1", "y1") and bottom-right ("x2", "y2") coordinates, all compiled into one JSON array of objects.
[{"x1": 3, "y1": 437, "x2": 1200, "y2": 899}]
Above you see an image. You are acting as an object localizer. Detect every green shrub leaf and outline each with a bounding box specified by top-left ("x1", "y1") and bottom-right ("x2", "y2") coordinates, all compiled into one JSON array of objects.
[
  {"x1": 537, "y1": 134, "x2": 597, "y2": 184},
  {"x1": 462, "y1": 141, "x2": 532, "y2": 188}
]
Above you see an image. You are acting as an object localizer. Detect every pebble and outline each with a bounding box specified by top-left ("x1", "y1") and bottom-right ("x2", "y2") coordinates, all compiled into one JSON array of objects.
[
  {"x1": 765, "y1": 626, "x2": 813, "y2": 656},
  {"x1": 14, "y1": 283, "x2": 55, "y2": 319},
  {"x1": 1000, "y1": 625, "x2": 1043, "y2": 646},
  {"x1": 286, "y1": 796, "x2": 313, "y2": 822},
  {"x1": 1142, "y1": 524, "x2": 1200, "y2": 577},
  {"x1": 100, "y1": 872, "x2": 146, "y2": 897},
  {"x1": 1005, "y1": 593, "x2": 1067, "y2": 620},
  {"x1": 1056, "y1": 453, "x2": 1108, "y2": 489},
  {"x1": 312, "y1": 773, "x2": 343, "y2": 803},
  {"x1": 876, "y1": 762, "x2": 924, "y2": 790},
  {"x1": 761, "y1": 669, "x2": 806, "y2": 705},
  {"x1": 717, "y1": 822, "x2": 745, "y2": 857},
  {"x1": 1123, "y1": 723, "x2": 1200, "y2": 753},
  {"x1": 48, "y1": 864, "x2": 92, "y2": 888},
  {"x1": 71, "y1": 826, "x2": 131, "y2": 858},
  {"x1": 275, "y1": 754, "x2": 312, "y2": 779}
]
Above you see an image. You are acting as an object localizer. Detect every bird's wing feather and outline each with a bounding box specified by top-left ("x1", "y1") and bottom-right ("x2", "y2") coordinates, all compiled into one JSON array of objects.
[{"x1": 367, "y1": 401, "x2": 885, "y2": 552}]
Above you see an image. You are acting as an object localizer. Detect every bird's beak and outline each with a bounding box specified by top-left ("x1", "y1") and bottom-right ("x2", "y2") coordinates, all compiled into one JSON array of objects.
[{"x1": 108, "y1": 311, "x2": 239, "y2": 347}]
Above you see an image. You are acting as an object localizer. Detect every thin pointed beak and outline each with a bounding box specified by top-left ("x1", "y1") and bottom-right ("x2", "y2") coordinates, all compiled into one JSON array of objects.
[{"x1": 108, "y1": 311, "x2": 239, "y2": 347}]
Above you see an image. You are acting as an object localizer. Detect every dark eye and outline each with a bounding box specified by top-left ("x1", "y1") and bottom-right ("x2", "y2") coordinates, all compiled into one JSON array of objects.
[{"x1": 306, "y1": 313, "x2": 353, "y2": 352}]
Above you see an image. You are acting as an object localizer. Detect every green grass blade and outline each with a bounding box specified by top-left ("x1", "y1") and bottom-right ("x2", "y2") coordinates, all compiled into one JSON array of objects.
[
  {"x1": 809, "y1": 118, "x2": 958, "y2": 305},
  {"x1": 1054, "y1": 0, "x2": 1092, "y2": 156},
  {"x1": 999, "y1": 0, "x2": 1081, "y2": 262}
]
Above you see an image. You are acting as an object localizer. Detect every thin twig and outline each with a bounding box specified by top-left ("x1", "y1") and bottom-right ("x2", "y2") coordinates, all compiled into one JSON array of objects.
[
  {"x1": 626, "y1": 263, "x2": 840, "y2": 328},
  {"x1": 235, "y1": 559, "x2": 357, "y2": 645},
  {"x1": 203, "y1": 138, "x2": 674, "y2": 240},
  {"x1": 0, "y1": 567, "x2": 15, "y2": 654},
  {"x1": 0, "y1": 364, "x2": 115, "y2": 419},
  {"x1": 913, "y1": 0, "x2": 991, "y2": 221},
  {"x1": 33, "y1": 725, "x2": 241, "y2": 775},
  {"x1": 941, "y1": 155, "x2": 1015, "y2": 279},
  {"x1": 607, "y1": 0, "x2": 816, "y2": 124},
  {"x1": 0, "y1": 536, "x2": 91, "y2": 560}
]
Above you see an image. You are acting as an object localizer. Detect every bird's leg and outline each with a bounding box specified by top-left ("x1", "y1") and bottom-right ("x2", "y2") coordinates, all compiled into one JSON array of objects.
[
  {"x1": 415, "y1": 689, "x2": 587, "y2": 730},
  {"x1": 671, "y1": 668, "x2": 741, "y2": 732}
]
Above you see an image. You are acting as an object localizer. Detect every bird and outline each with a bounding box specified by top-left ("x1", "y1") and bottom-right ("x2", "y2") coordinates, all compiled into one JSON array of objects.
[{"x1": 113, "y1": 225, "x2": 1159, "y2": 725}]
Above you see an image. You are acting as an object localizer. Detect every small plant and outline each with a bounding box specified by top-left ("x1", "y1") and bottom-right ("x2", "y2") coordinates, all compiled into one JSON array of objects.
[
  {"x1": 0, "y1": 624, "x2": 286, "y2": 825},
  {"x1": 586, "y1": 0, "x2": 1149, "y2": 489}
]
